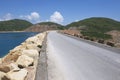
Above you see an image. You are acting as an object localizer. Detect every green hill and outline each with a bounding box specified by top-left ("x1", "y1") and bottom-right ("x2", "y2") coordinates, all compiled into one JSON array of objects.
[
  {"x1": 25, "y1": 22, "x2": 64, "y2": 32},
  {"x1": 0, "y1": 19, "x2": 33, "y2": 31},
  {"x1": 66, "y1": 17, "x2": 120, "y2": 39}
]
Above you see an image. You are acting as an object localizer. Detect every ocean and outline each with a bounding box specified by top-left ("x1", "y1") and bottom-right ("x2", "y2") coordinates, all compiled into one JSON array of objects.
[{"x1": 0, "y1": 32, "x2": 38, "y2": 58}]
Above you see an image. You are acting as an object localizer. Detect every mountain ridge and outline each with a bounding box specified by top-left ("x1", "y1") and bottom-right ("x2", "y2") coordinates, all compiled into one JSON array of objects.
[
  {"x1": 66, "y1": 17, "x2": 120, "y2": 39},
  {"x1": 0, "y1": 19, "x2": 33, "y2": 31}
]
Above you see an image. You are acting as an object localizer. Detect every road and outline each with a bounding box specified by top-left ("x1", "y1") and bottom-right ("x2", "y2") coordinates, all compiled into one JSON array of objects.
[{"x1": 47, "y1": 31, "x2": 120, "y2": 80}]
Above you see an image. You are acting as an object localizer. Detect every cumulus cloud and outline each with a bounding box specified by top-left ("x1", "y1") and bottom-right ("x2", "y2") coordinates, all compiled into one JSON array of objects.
[
  {"x1": 26, "y1": 12, "x2": 40, "y2": 20},
  {"x1": 0, "y1": 11, "x2": 64, "y2": 24},
  {"x1": 20, "y1": 12, "x2": 40, "y2": 23},
  {"x1": 0, "y1": 13, "x2": 13, "y2": 21},
  {"x1": 50, "y1": 11, "x2": 64, "y2": 23}
]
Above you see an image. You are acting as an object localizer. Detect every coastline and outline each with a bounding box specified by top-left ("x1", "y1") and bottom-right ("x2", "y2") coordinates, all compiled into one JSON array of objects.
[{"x1": 0, "y1": 31, "x2": 47, "y2": 80}]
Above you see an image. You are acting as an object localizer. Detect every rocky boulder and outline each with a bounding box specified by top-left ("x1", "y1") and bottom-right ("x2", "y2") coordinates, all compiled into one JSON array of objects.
[
  {"x1": 0, "y1": 64, "x2": 11, "y2": 73},
  {"x1": 25, "y1": 67, "x2": 35, "y2": 80},
  {"x1": 4, "y1": 54, "x2": 20, "y2": 63},
  {"x1": 26, "y1": 44, "x2": 40, "y2": 51},
  {"x1": 0, "y1": 71, "x2": 6, "y2": 80},
  {"x1": 16, "y1": 55, "x2": 34, "y2": 68},
  {"x1": 37, "y1": 33, "x2": 45, "y2": 40},
  {"x1": 22, "y1": 50, "x2": 39, "y2": 59},
  {"x1": 6, "y1": 69, "x2": 28, "y2": 80},
  {"x1": 0, "y1": 62, "x2": 20, "y2": 73},
  {"x1": 9, "y1": 63, "x2": 20, "y2": 71},
  {"x1": 25, "y1": 36, "x2": 38, "y2": 44}
]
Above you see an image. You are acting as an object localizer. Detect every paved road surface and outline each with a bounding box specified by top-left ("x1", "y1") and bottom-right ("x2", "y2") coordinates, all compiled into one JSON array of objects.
[{"x1": 47, "y1": 31, "x2": 120, "y2": 80}]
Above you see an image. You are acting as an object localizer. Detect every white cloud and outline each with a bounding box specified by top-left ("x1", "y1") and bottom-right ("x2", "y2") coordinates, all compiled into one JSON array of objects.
[
  {"x1": 26, "y1": 12, "x2": 40, "y2": 20},
  {"x1": 0, "y1": 13, "x2": 13, "y2": 21},
  {"x1": 20, "y1": 12, "x2": 40, "y2": 23},
  {"x1": 50, "y1": 11, "x2": 64, "y2": 23},
  {"x1": 0, "y1": 11, "x2": 64, "y2": 24},
  {"x1": 4, "y1": 13, "x2": 13, "y2": 20}
]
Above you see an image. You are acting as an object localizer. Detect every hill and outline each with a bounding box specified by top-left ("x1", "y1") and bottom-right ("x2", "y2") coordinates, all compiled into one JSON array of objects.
[
  {"x1": 25, "y1": 22, "x2": 64, "y2": 32},
  {"x1": 66, "y1": 17, "x2": 120, "y2": 39},
  {"x1": 0, "y1": 19, "x2": 33, "y2": 31}
]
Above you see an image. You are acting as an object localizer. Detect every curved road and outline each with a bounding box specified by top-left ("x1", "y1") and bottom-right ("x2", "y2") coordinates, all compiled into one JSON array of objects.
[{"x1": 47, "y1": 31, "x2": 120, "y2": 80}]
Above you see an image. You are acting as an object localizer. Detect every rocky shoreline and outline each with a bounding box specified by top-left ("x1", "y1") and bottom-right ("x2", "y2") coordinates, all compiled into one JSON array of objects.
[{"x1": 0, "y1": 32, "x2": 47, "y2": 80}]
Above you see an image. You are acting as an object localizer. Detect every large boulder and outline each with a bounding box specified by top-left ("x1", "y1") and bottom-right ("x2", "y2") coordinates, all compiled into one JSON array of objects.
[
  {"x1": 25, "y1": 36, "x2": 38, "y2": 44},
  {"x1": 9, "y1": 63, "x2": 20, "y2": 71},
  {"x1": 37, "y1": 33, "x2": 45, "y2": 40},
  {"x1": 22, "y1": 50, "x2": 39, "y2": 59},
  {"x1": 16, "y1": 55, "x2": 34, "y2": 68},
  {"x1": 25, "y1": 33, "x2": 45, "y2": 45},
  {"x1": 3, "y1": 53, "x2": 20, "y2": 62},
  {"x1": 0, "y1": 62, "x2": 20, "y2": 73},
  {"x1": 26, "y1": 44, "x2": 40, "y2": 51},
  {"x1": 2, "y1": 48, "x2": 22, "y2": 63},
  {"x1": 0, "y1": 64, "x2": 11, "y2": 73},
  {"x1": 25, "y1": 67, "x2": 35, "y2": 80},
  {"x1": 0, "y1": 71, "x2": 6, "y2": 80},
  {"x1": 6, "y1": 69, "x2": 28, "y2": 80}
]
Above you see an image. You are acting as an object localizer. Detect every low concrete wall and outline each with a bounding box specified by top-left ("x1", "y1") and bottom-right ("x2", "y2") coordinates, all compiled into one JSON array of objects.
[
  {"x1": 35, "y1": 33, "x2": 48, "y2": 80},
  {"x1": 0, "y1": 32, "x2": 47, "y2": 80}
]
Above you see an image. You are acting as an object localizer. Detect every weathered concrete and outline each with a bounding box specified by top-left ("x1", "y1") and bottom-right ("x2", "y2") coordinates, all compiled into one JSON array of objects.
[
  {"x1": 35, "y1": 33, "x2": 48, "y2": 80},
  {"x1": 47, "y1": 31, "x2": 120, "y2": 80}
]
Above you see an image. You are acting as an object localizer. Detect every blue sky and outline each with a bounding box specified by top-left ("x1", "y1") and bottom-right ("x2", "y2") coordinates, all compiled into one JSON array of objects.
[{"x1": 0, "y1": 0, "x2": 120, "y2": 25}]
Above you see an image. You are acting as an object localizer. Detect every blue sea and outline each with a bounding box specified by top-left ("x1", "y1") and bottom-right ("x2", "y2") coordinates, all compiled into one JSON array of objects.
[{"x1": 0, "y1": 32, "x2": 38, "y2": 58}]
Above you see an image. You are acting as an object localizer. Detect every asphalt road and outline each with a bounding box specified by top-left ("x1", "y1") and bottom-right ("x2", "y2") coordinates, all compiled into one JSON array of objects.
[{"x1": 47, "y1": 31, "x2": 120, "y2": 80}]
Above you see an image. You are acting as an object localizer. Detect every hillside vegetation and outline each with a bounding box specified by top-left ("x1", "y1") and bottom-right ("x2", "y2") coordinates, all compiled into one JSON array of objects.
[
  {"x1": 66, "y1": 17, "x2": 120, "y2": 39},
  {"x1": 25, "y1": 22, "x2": 64, "y2": 32},
  {"x1": 0, "y1": 19, "x2": 33, "y2": 31}
]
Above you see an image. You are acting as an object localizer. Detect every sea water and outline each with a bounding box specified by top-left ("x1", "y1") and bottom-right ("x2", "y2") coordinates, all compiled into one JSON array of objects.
[{"x1": 0, "y1": 32, "x2": 38, "y2": 58}]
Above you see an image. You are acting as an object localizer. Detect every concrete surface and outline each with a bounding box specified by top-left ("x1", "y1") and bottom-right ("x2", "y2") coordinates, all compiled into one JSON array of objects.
[{"x1": 47, "y1": 31, "x2": 120, "y2": 80}]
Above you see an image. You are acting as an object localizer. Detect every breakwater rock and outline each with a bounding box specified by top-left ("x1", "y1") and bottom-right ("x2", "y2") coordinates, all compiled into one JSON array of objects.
[{"x1": 0, "y1": 32, "x2": 47, "y2": 80}]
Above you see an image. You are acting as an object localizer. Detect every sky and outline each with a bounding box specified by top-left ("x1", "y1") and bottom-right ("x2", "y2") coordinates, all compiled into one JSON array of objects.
[{"x1": 0, "y1": 0, "x2": 120, "y2": 25}]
